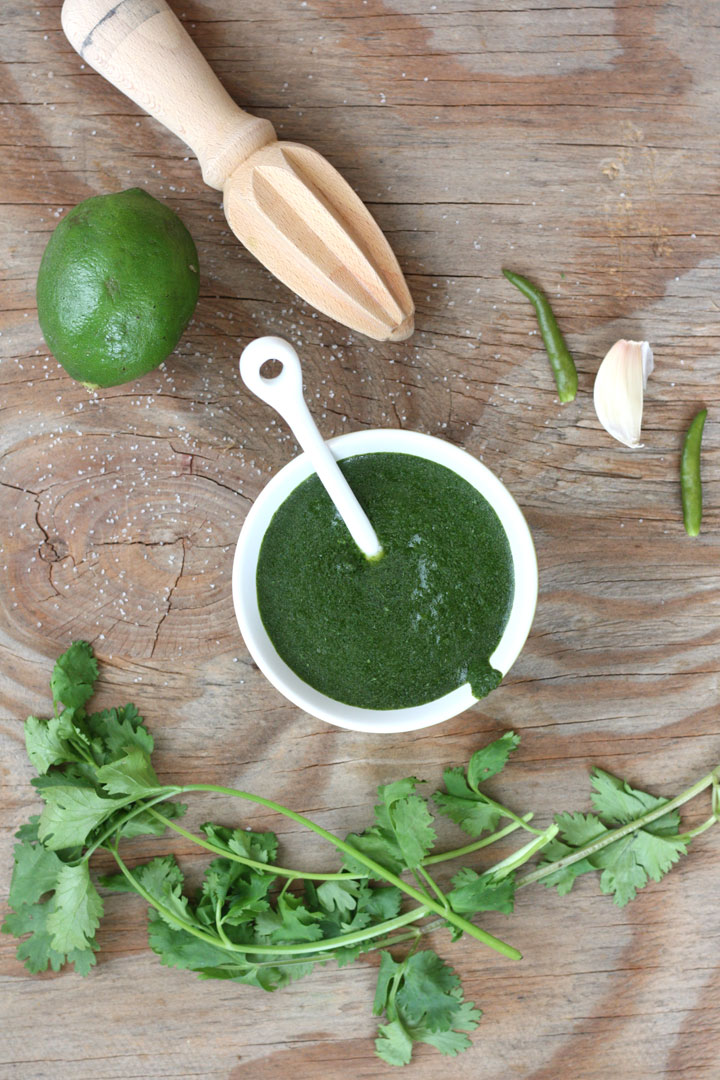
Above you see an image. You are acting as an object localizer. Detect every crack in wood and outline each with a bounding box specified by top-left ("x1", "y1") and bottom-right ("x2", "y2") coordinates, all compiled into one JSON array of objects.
[{"x1": 149, "y1": 538, "x2": 186, "y2": 660}]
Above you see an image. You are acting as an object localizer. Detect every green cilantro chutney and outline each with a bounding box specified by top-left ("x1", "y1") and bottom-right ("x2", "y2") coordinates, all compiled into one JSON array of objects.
[{"x1": 256, "y1": 452, "x2": 514, "y2": 710}]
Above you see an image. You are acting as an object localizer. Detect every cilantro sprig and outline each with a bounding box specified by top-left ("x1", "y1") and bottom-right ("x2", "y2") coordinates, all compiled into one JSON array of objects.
[{"x1": 3, "y1": 644, "x2": 718, "y2": 1067}]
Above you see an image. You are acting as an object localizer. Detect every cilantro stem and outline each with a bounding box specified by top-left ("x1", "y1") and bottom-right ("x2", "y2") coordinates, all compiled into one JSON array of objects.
[
  {"x1": 110, "y1": 843, "x2": 431, "y2": 956},
  {"x1": 69, "y1": 736, "x2": 98, "y2": 769},
  {"x1": 147, "y1": 808, "x2": 362, "y2": 882},
  {"x1": 410, "y1": 868, "x2": 434, "y2": 902},
  {"x1": 278, "y1": 877, "x2": 294, "y2": 900},
  {"x1": 673, "y1": 814, "x2": 719, "y2": 842},
  {"x1": 363, "y1": 923, "x2": 429, "y2": 954},
  {"x1": 415, "y1": 865, "x2": 449, "y2": 911},
  {"x1": 422, "y1": 813, "x2": 535, "y2": 866},
  {"x1": 516, "y1": 767, "x2": 720, "y2": 889},
  {"x1": 475, "y1": 794, "x2": 545, "y2": 836},
  {"x1": 214, "y1": 901, "x2": 234, "y2": 949},
  {"x1": 177, "y1": 783, "x2": 522, "y2": 961},
  {"x1": 486, "y1": 824, "x2": 559, "y2": 880},
  {"x1": 267, "y1": 916, "x2": 444, "y2": 968}
]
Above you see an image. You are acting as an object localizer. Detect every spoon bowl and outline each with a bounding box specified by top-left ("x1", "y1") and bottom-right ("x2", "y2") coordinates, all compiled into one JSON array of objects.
[{"x1": 232, "y1": 428, "x2": 537, "y2": 733}]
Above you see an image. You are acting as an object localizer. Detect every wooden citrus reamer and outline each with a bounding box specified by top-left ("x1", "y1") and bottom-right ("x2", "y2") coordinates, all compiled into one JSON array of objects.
[{"x1": 61, "y1": 0, "x2": 414, "y2": 342}]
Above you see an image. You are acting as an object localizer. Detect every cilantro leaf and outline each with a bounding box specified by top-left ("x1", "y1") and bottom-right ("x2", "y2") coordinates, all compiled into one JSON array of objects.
[
  {"x1": 594, "y1": 838, "x2": 648, "y2": 905},
  {"x1": 591, "y1": 831, "x2": 687, "y2": 905},
  {"x1": 125, "y1": 856, "x2": 191, "y2": 926},
  {"x1": 2, "y1": 903, "x2": 65, "y2": 972},
  {"x1": 96, "y1": 747, "x2": 160, "y2": 797},
  {"x1": 200, "y1": 823, "x2": 278, "y2": 865},
  {"x1": 7, "y1": 839, "x2": 63, "y2": 909},
  {"x1": 373, "y1": 950, "x2": 401, "y2": 1015},
  {"x1": 343, "y1": 827, "x2": 405, "y2": 876},
  {"x1": 3, "y1": 841, "x2": 100, "y2": 977},
  {"x1": 467, "y1": 732, "x2": 520, "y2": 789},
  {"x1": 50, "y1": 641, "x2": 98, "y2": 710},
  {"x1": 438, "y1": 998, "x2": 482, "y2": 1034},
  {"x1": 146, "y1": 909, "x2": 241, "y2": 972},
  {"x1": 316, "y1": 880, "x2": 359, "y2": 916},
  {"x1": 117, "y1": 799, "x2": 187, "y2": 839},
  {"x1": 304, "y1": 880, "x2": 401, "y2": 948},
  {"x1": 590, "y1": 769, "x2": 680, "y2": 831},
  {"x1": 2, "y1": 900, "x2": 97, "y2": 975},
  {"x1": 432, "y1": 769, "x2": 501, "y2": 837},
  {"x1": 373, "y1": 950, "x2": 482, "y2": 1066},
  {"x1": 361, "y1": 884, "x2": 403, "y2": 921},
  {"x1": 537, "y1": 813, "x2": 607, "y2": 895},
  {"x1": 222, "y1": 895, "x2": 272, "y2": 928},
  {"x1": 540, "y1": 776, "x2": 690, "y2": 906},
  {"x1": 37, "y1": 784, "x2": 116, "y2": 850},
  {"x1": 344, "y1": 778, "x2": 435, "y2": 874},
  {"x1": 395, "y1": 951, "x2": 462, "y2": 1031},
  {"x1": 254, "y1": 893, "x2": 323, "y2": 944},
  {"x1": 630, "y1": 829, "x2": 687, "y2": 881},
  {"x1": 447, "y1": 867, "x2": 516, "y2": 915},
  {"x1": 414, "y1": 1027, "x2": 474, "y2": 1056},
  {"x1": 82, "y1": 705, "x2": 153, "y2": 763},
  {"x1": 24, "y1": 713, "x2": 82, "y2": 774},
  {"x1": 375, "y1": 1020, "x2": 413, "y2": 1067},
  {"x1": 45, "y1": 861, "x2": 103, "y2": 953},
  {"x1": 433, "y1": 733, "x2": 521, "y2": 837},
  {"x1": 409, "y1": 995, "x2": 483, "y2": 1055},
  {"x1": 198, "y1": 857, "x2": 274, "y2": 928},
  {"x1": 390, "y1": 795, "x2": 436, "y2": 868}
]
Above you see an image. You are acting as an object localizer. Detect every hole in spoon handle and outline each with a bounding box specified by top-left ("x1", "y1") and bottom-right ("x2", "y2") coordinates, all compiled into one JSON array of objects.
[
  {"x1": 239, "y1": 336, "x2": 383, "y2": 560},
  {"x1": 239, "y1": 336, "x2": 304, "y2": 415},
  {"x1": 239, "y1": 336, "x2": 326, "y2": 457}
]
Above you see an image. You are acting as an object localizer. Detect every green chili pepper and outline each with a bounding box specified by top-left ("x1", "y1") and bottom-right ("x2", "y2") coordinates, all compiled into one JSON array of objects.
[
  {"x1": 681, "y1": 408, "x2": 707, "y2": 537},
  {"x1": 503, "y1": 269, "x2": 578, "y2": 403}
]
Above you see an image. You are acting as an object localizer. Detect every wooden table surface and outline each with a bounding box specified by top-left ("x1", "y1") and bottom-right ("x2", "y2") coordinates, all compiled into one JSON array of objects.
[{"x1": 1, "y1": 1, "x2": 719, "y2": 1077}]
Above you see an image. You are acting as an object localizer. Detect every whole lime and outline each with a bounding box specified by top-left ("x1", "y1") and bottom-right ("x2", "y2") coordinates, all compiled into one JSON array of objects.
[{"x1": 36, "y1": 188, "x2": 199, "y2": 388}]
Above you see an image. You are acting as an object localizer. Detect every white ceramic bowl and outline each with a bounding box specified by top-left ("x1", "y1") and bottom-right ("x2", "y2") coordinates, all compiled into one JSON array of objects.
[{"x1": 232, "y1": 429, "x2": 537, "y2": 733}]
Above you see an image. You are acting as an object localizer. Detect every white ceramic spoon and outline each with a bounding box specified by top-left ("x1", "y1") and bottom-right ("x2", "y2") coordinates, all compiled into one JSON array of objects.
[{"x1": 239, "y1": 336, "x2": 383, "y2": 559}]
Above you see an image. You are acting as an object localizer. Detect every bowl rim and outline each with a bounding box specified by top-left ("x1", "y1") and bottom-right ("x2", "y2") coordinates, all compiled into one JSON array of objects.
[{"x1": 232, "y1": 428, "x2": 537, "y2": 733}]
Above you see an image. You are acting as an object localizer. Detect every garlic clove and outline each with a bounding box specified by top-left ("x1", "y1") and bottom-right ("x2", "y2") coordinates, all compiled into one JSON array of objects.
[{"x1": 593, "y1": 339, "x2": 654, "y2": 448}]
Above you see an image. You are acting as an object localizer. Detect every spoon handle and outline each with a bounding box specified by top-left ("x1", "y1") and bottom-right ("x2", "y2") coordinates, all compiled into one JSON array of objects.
[
  {"x1": 61, "y1": 0, "x2": 276, "y2": 189},
  {"x1": 240, "y1": 338, "x2": 383, "y2": 560}
]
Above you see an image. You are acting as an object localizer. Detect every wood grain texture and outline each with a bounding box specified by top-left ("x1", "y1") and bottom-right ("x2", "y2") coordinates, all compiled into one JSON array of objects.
[{"x1": 0, "y1": 1, "x2": 718, "y2": 1077}]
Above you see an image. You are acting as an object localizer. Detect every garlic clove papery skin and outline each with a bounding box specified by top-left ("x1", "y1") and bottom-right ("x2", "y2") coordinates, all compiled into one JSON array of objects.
[{"x1": 593, "y1": 339, "x2": 654, "y2": 448}]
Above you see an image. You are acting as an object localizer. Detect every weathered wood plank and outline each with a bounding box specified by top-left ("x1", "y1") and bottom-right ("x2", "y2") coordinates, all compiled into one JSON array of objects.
[{"x1": 1, "y1": 0, "x2": 719, "y2": 1077}]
